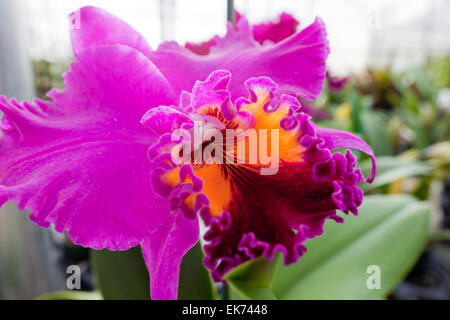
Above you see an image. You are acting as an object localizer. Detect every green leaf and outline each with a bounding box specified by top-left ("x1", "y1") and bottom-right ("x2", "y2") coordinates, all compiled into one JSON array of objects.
[
  {"x1": 431, "y1": 229, "x2": 450, "y2": 242},
  {"x1": 226, "y1": 254, "x2": 281, "y2": 300},
  {"x1": 360, "y1": 156, "x2": 432, "y2": 191},
  {"x1": 179, "y1": 242, "x2": 216, "y2": 300},
  {"x1": 91, "y1": 242, "x2": 215, "y2": 300},
  {"x1": 272, "y1": 194, "x2": 430, "y2": 299},
  {"x1": 36, "y1": 290, "x2": 103, "y2": 300},
  {"x1": 361, "y1": 112, "x2": 394, "y2": 156},
  {"x1": 91, "y1": 246, "x2": 150, "y2": 300},
  {"x1": 350, "y1": 92, "x2": 363, "y2": 134},
  {"x1": 316, "y1": 119, "x2": 352, "y2": 131}
]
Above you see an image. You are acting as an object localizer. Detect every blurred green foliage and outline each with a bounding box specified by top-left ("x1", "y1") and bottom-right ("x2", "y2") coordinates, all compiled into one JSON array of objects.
[
  {"x1": 275, "y1": 195, "x2": 429, "y2": 299},
  {"x1": 316, "y1": 55, "x2": 450, "y2": 201},
  {"x1": 33, "y1": 60, "x2": 69, "y2": 100}
]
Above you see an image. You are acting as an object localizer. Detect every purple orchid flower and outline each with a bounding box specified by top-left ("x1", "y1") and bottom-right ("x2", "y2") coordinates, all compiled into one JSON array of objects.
[
  {"x1": 0, "y1": 6, "x2": 376, "y2": 300},
  {"x1": 185, "y1": 11, "x2": 299, "y2": 55},
  {"x1": 326, "y1": 71, "x2": 350, "y2": 92}
]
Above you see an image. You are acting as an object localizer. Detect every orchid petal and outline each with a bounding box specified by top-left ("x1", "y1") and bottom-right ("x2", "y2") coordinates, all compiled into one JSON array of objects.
[
  {"x1": 185, "y1": 11, "x2": 299, "y2": 55},
  {"x1": 141, "y1": 212, "x2": 199, "y2": 300},
  {"x1": 251, "y1": 12, "x2": 300, "y2": 45},
  {"x1": 151, "y1": 17, "x2": 329, "y2": 101},
  {"x1": 314, "y1": 126, "x2": 377, "y2": 183},
  {"x1": 0, "y1": 45, "x2": 176, "y2": 250},
  {"x1": 141, "y1": 105, "x2": 191, "y2": 136},
  {"x1": 70, "y1": 6, "x2": 153, "y2": 60}
]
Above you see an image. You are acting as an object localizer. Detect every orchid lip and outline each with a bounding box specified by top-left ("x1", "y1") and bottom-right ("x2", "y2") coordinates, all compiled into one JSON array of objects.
[{"x1": 146, "y1": 69, "x2": 376, "y2": 282}]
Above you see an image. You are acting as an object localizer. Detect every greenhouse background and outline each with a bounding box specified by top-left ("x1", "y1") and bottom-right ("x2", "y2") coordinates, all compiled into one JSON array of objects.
[{"x1": 0, "y1": 0, "x2": 449, "y2": 300}]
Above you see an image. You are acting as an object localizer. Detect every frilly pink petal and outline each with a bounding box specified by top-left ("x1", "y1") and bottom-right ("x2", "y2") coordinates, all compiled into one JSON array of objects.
[
  {"x1": 251, "y1": 12, "x2": 300, "y2": 45},
  {"x1": 70, "y1": 6, "x2": 153, "y2": 60},
  {"x1": 152, "y1": 16, "x2": 329, "y2": 101},
  {"x1": 0, "y1": 45, "x2": 176, "y2": 250},
  {"x1": 185, "y1": 11, "x2": 300, "y2": 55},
  {"x1": 313, "y1": 126, "x2": 377, "y2": 183}
]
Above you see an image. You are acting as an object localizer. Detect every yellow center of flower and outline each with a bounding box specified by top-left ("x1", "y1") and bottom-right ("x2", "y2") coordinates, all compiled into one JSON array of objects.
[{"x1": 162, "y1": 87, "x2": 304, "y2": 217}]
